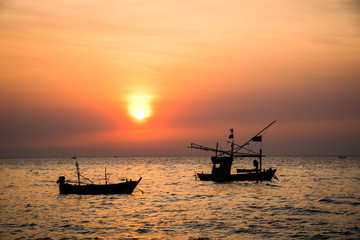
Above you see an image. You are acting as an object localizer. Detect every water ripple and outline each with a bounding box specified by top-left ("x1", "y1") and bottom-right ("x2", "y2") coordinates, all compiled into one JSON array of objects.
[{"x1": 0, "y1": 156, "x2": 359, "y2": 239}]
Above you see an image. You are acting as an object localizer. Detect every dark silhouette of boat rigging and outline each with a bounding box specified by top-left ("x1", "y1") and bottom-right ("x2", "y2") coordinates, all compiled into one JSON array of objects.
[
  {"x1": 188, "y1": 121, "x2": 277, "y2": 182},
  {"x1": 56, "y1": 161, "x2": 141, "y2": 194}
]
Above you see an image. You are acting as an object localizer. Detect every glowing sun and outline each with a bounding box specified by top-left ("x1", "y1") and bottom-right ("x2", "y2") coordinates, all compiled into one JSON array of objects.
[
  {"x1": 135, "y1": 111, "x2": 145, "y2": 120},
  {"x1": 127, "y1": 93, "x2": 152, "y2": 121}
]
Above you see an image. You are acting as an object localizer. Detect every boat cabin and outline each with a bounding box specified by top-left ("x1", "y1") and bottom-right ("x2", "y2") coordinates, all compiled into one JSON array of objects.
[{"x1": 211, "y1": 156, "x2": 233, "y2": 175}]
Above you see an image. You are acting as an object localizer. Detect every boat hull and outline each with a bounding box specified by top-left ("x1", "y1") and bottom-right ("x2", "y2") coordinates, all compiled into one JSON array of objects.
[
  {"x1": 197, "y1": 169, "x2": 276, "y2": 182},
  {"x1": 58, "y1": 178, "x2": 142, "y2": 195}
]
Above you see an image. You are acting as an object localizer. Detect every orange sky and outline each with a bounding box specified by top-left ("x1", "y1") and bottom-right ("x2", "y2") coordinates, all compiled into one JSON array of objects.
[{"x1": 1, "y1": 0, "x2": 359, "y2": 157}]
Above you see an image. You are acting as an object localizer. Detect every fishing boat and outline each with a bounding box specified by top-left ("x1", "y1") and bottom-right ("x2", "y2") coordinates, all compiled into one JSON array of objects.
[
  {"x1": 56, "y1": 161, "x2": 142, "y2": 194},
  {"x1": 188, "y1": 121, "x2": 277, "y2": 182}
]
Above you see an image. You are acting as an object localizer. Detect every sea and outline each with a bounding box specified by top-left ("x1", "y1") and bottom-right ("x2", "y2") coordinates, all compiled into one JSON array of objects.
[{"x1": 0, "y1": 156, "x2": 359, "y2": 240}]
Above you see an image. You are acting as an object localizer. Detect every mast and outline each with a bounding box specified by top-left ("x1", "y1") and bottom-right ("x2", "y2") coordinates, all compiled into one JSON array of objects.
[
  {"x1": 215, "y1": 142, "x2": 219, "y2": 157},
  {"x1": 259, "y1": 149, "x2": 262, "y2": 172},
  {"x1": 231, "y1": 131, "x2": 234, "y2": 158},
  {"x1": 228, "y1": 128, "x2": 234, "y2": 158},
  {"x1": 75, "y1": 161, "x2": 81, "y2": 185},
  {"x1": 105, "y1": 167, "x2": 108, "y2": 185}
]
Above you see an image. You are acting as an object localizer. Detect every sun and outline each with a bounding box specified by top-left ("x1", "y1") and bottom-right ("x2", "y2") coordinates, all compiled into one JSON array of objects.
[
  {"x1": 127, "y1": 93, "x2": 152, "y2": 121},
  {"x1": 135, "y1": 111, "x2": 145, "y2": 120}
]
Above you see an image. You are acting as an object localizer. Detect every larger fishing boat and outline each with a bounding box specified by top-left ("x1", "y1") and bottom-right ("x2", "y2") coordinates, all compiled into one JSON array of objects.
[
  {"x1": 188, "y1": 121, "x2": 277, "y2": 182},
  {"x1": 56, "y1": 161, "x2": 142, "y2": 194}
]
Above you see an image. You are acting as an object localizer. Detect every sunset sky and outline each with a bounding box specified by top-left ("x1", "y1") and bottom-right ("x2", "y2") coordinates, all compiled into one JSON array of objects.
[{"x1": 1, "y1": 0, "x2": 359, "y2": 157}]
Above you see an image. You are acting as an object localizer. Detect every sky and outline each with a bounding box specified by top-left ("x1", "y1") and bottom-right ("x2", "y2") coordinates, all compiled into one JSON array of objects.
[{"x1": 1, "y1": 0, "x2": 359, "y2": 158}]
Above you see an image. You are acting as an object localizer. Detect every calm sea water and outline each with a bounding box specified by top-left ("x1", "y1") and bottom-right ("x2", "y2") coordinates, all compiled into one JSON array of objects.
[{"x1": 0, "y1": 156, "x2": 359, "y2": 240}]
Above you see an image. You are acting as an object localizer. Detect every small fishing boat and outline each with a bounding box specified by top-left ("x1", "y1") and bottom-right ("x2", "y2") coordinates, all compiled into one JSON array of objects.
[
  {"x1": 56, "y1": 161, "x2": 141, "y2": 195},
  {"x1": 189, "y1": 121, "x2": 277, "y2": 182}
]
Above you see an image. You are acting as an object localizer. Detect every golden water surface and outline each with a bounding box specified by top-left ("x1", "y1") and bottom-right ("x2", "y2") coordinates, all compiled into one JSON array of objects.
[{"x1": 0, "y1": 156, "x2": 359, "y2": 239}]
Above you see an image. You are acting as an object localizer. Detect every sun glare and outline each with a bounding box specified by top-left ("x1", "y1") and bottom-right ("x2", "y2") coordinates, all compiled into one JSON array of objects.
[
  {"x1": 127, "y1": 93, "x2": 152, "y2": 121},
  {"x1": 135, "y1": 111, "x2": 145, "y2": 120}
]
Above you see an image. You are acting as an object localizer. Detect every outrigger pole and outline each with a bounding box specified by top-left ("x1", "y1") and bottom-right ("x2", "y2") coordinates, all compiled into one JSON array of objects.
[
  {"x1": 187, "y1": 142, "x2": 231, "y2": 156},
  {"x1": 233, "y1": 120, "x2": 276, "y2": 155},
  {"x1": 188, "y1": 121, "x2": 276, "y2": 159},
  {"x1": 232, "y1": 120, "x2": 276, "y2": 172}
]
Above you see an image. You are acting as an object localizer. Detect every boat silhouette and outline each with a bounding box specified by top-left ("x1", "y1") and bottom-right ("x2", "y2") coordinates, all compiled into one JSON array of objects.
[
  {"x1": 56, "y1": 161, "x2": 141, "y2": 194},
  {"x1": 189, "y1": 121, "x2": 277, "y2": 182}
]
